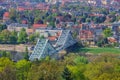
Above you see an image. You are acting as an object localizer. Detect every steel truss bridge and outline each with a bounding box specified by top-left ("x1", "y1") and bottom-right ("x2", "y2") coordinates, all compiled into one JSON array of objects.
[{"x1": 29, "y1": 30, "x2": 77, "y2": 61}]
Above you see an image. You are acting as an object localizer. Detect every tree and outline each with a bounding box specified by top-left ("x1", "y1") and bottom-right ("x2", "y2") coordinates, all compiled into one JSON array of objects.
[
  {"x1": 0, "y1": 24, "x2": 7, "y2": 32},
  {"x1": 27, "y1": 60, "x2": 63, "y2": 80},
  {"x1": 0, "y1": 9, "x2": 5, "y2": 18},
  {"x1": 0, "y1": 57, "x2": 14, "y2": 71},
  {"x1": 0, "y1": 51, "x2": 11, "y2": 59},
  {"x1": 86, "y1": 18, "x2": 91, "y2": 22},
  {"x1": 84, "y1": 54, "x2": 120, "y2": 80},
  {"x1": 16, "y1": 60, "x2": 31, "y2": 80},
  {"x1": 49, "y1": 21, "x2": 55, "y2": 27},
  {"x1": 72, "y1": 31, "x2": 77, "y2": 39},
  {"x1": 28, "y1": 34, "x2": 36, "y2": 43},
  {"x1": 103, "y1": 28, "x2": 112, "y2": 37},
  {"x1": 9, "y1": 8, "x2": 17, "y2": 22},
  {"x1": 93, "y1": 17, "x2": 98, "y2": 23},
  {"x1": 34, "y1": 17, "x2": 43, "y2": 24},
  {"x1": 0, "y1": 30, "x2": 17, "y2": 44},
  {"x1": 73, "y1": 56, "x2": 88, "y2": 64},
  {"x1": 10, "y1": 30, "x2": 17, "y2": 44},
  {"x1": 46, "y1": 15, "x2": 53, "y2": 22},
  {"x1": 97, "y1": 40, "x2": 103, "y2": 47},
  {"x1": 96, "y1": 38, "x2": 108, "y2": 47},
  {"x1": 0, "y1": 58, "x2": 16, "y2": 80},
  {"x1": 17, "y1": 28, "x2": 27, "y2": 43},
  {"x1": 67, "y1": 64, "x2": 86, "y2": 80},
  {"x1": 64, "y1": 14, "x2": 72, "y2": 21},
  {"x1": 0, "y1": 29, "x2": 11, "y2": 43},
  {"x1": 24, "y1": 47, "x2": 29, "y2": 61},
  {"x1": 116, "y1": 15, "x2": 120, "y2": 21},
  {"x1": 62, "y1": 67, "x2": 73, "y2": 80},
  {"x1": 0, "y1": 66, "x2": 17, "y2": 80}
]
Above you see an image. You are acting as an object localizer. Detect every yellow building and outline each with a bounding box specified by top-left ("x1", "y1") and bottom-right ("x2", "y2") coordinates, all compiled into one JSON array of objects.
[{"x1": 101, "y1": 0, "x2": 108, "y2": 5}]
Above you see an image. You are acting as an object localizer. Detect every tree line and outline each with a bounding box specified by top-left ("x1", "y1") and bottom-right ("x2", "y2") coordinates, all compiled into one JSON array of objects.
[
  {"x1": 0, "y1": 27, "x2": 37, "y2": 44},
  {"x1": 0, "y1": 53, "x2": 120, "y2": 80}
]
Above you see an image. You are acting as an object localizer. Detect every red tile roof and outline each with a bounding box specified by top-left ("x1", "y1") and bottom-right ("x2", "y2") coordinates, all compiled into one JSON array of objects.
[
  {"x1": 22, "y1": 20, "x2": 27, "y2": 24},
  {"x1": 33, "y1": 24, "x2": 47, "y2": 29},
  {"x1": 56, "y1": 16, "x2": 63, "y2": 20},
  {"x1": 108, "y1": 37, "x2": 117, "y2": 43},
  {"x1": 48, "y1": 36, "x2": 57, "y2": 41},
  {"x1": 17, "y1": 7, "x2": 25, "y2": 11},
  {"x1": 80, "y1": 30, "x2": 94, "y2": 40},
  {"x1": 89, "y1": 13, "x2": 103, "y2": 17},
  {"x1": 3, "y1": 12, "x2": 9, "y2": 17}
]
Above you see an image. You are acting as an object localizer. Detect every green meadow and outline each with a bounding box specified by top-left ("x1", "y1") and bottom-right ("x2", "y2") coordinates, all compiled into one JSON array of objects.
[{"x1": 80, "y1": 48, "x2": 120, "y2": 54}]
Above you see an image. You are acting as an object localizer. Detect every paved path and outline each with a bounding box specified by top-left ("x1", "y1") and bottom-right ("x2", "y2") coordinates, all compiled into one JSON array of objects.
[{"x1": 0, "y1": 44, "x2": 34, "y2": 52}]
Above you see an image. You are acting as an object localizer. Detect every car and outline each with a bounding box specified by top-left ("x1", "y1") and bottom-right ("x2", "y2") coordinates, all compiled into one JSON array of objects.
[
  {"x1": 28, "y1": 46, "x2": 34, "y2": 51},
  {"x1": 31, "y1": 46, "x2": 35, "y2": 50}
]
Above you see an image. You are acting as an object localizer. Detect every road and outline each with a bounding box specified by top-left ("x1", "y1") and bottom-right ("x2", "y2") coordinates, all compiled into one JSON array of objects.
[{"x1": 0, "y1": 44, "x2": 34, "y2": 52}]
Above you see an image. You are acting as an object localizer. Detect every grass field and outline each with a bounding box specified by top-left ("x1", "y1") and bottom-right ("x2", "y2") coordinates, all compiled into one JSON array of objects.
[{"x1": 79, "y1": 48, "x2": 120, "y2": 54}]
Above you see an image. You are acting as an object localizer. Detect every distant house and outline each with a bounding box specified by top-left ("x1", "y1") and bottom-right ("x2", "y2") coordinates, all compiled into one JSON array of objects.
[
  {"x1": 33, "y1": 24, "x2": 49, "y2": 33},
  {"x1": 66, "y1": 22, "x2": 74, "y2": 28},
  {"x1": 79, "y1": 30, "x2": 95, "y2": 46},
  {"x1": 48, "y1": 36, "x2": 57, "y2": 41},
  {"x1": 108, "y1": 37, "x2": 117, "y2": 44},
  {"x1": 17, "y1": 7, "x2": 25, "y2": 11},
  {"x1": 36, "y1": 3, "x2": 50, "y2": 11},
  {"x1": 89, "y1": 13, "x2": 104, "y2": 17},
  {"x1": 17, "y1": 3, "x2": 50, "y2": 12},
  {"x1": 7, "y1": 23, "x2": 28, "y2": 32},
  {"x1": 56, "y1": 21, "x2": 74, "y2": 29},
  {"x1": 22, "y1": 20, "x2": 28, "y2": 24},
  {"x1": 56, "y1": 24, "x2": 62, "y2": 29},
  {"x1": 33, "y1": 24, "x2": 47, "y2": 29},
  {"x1": 26, "y1": 28, "x2": 34, "y2": 35},
  {"x1": 3, "y1": 12, "x2": 10, "y2": 22}
]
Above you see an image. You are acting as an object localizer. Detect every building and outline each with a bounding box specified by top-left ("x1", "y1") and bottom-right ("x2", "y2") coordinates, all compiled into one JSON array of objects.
[
  {"x1": 33, "y1": 24, "x2": 48, "y2": 29},
  {"x1": 7, "y1": 23, "x2": 29, "y2": 32},
  {"x1": 79, "y1": 30, "x2": 95, "y2": 46},
  {"x1": 3, "y1": 12, "x2": 10, "y2": 22},
  {"x1": 26, "y1": 28, "x2": 34, "y2": 35}
]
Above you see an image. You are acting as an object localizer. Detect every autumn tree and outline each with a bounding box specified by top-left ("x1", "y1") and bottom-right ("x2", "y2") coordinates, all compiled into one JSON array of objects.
[
  {"x1": 27, "y1": 60, "x2": 64, "y2": 80},
  {"x1": 0, "y1": 57, "x2": 16, "y2": 80}
]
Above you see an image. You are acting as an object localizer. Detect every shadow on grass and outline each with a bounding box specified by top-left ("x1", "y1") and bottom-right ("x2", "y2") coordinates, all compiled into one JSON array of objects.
[{"x1": 65, "y1": 42, "x2": 90, "y2": 56}]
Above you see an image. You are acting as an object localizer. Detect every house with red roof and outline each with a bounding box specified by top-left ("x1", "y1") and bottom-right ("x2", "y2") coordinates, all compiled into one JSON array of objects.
[
  {"x1": 35, "y1": 3, "x2": 50, "y2": 11},
  {"x1": 48, "y1": 36, "x2": 57, "y2": 41},
  {"x1": 22, "y1": 20, "x2": 28, "y2": 24},
  {"x1": 33, "y1": 24, "x2": 48, "y2": 29},
  {"x1": 3, "y1": 12, "x2": 10, "y2": 22},
  {"x1": 107, "y1": 37, "x2": 117, "y2": 44},
  {"x1": 17, "y1": 3, "x2": 50, "y2": 12},
  {"x1": 17, "y1": 7, "x2": 25, "y2": 11},
  {"x1": 79, "y1": 30, "x2": 95, "y2": 46}
]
